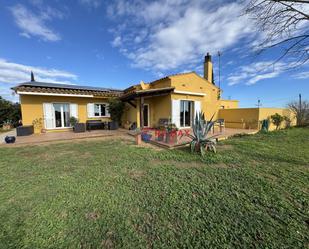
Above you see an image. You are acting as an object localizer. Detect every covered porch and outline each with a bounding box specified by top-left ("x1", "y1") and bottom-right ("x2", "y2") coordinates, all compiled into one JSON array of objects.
[{"x1": 121, "y1": 87, "x2": 175, "y2": 129}]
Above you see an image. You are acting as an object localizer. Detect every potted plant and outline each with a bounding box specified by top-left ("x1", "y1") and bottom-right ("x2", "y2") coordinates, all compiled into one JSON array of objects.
[
  {"x1": 165, "y1": 122, "x2": 178, "y2": 144},
  {"x1": 32, "y1": 118, "x2": 43, "y2": 133},
  {"x1": 108, "y1": 98, "x2": 125, "y2": 130},
  {"x1": 156, "y1": 125, "x2": 165, "y2": 141},
  {"x1": 70, "y1": 117, "x2": 85, "y2": 133},
  {"x1": 2, "y1": 120, "x2": 12, "y2": 130}
]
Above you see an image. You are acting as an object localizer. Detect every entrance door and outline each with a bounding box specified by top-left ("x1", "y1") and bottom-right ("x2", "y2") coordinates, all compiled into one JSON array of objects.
[
  {"x1": 180, "y1": 100, "x2": 193, "y2": 127},
  {"x1": 143, "y1": 104, "x2": 149, "y2": 127},
  {"x1": 54, "y1": 103, "x2": 70, "y2": 128}
]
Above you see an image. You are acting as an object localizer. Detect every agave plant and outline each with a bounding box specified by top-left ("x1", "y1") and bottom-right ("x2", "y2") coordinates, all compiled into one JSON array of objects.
[{"x1": 188, "y1": 111, "x2": 217, "y2": 156}]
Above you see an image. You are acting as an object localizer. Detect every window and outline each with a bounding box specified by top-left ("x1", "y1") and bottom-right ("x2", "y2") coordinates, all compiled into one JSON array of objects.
[
  {"x1": 53, "y1": 103, "x2": 70, "y2": 128},
  {"x1": 180, "y1": 100, "x2": 193, "y2": 127},
  {"x1": 94, "y1": 104, "x2": 106, "y2": 117}
]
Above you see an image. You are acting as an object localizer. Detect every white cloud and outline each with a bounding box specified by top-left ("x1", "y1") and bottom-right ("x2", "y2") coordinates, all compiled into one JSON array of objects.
[
  {"x1": 111, "y1": 36, "x2": 122, "y2": 47},
  {"x1": 227, "y1": 61, "x2": 288, "y2": 86},
  {"x1": 107, "y1": 0, "x2": 254, "y2": 72},
  {"x1": 293, "y1": 71, "x2": 309, "y2": 79},
  {"x1": 10, "y1": 4, "x2": 62, "y2": 42},
  {"x1": 0, "y1": 58, "x2": 78, "y2": 84}
]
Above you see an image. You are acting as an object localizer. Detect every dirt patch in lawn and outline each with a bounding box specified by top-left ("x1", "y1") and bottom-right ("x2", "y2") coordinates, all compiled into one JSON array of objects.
[
  {"x1": 85, "y1": 212, "x2": 100, "y2": 221},
  {"x1": 128, "y1": 169, "x2": 146, "y2": 180},
  {"x1": 150, "y1": 159, "x2": 231, "y2": 169},
  {"x1": 217, "y1": 144, "x2": 234, "y2": 151}
]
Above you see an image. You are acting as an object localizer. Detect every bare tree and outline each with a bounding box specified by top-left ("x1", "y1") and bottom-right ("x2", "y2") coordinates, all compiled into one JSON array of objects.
[
  {"x1": 245, "y1": 0, "x2": 309, "y2": 67},
  {"x1": 287, "y1": 99, "x2": 309, "y2": 126}
]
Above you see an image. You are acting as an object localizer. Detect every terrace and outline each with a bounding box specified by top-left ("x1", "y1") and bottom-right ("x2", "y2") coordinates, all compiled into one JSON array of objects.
[{"x1": 0, "y1": 127, "x2": 258, "y2": 147}]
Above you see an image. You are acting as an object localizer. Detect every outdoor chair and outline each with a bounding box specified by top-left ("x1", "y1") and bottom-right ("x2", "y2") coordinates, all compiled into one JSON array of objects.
[{"x1": 212, "y1": 119, "x2": 225, "y2": 133}]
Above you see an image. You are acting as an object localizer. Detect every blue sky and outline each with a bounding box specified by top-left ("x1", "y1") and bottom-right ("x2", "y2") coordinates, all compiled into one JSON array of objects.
[{"x1": 0, "y1": 0, "x2": 308, "y2": 107}]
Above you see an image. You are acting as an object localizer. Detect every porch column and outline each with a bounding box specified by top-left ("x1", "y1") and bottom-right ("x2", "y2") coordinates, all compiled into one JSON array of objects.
[
  {"x1": 140, "y1": 97, "x2": 144, "y2": 129},
  {"x1": 136, "y1": 99, "x2": 141, "y2": 128}
]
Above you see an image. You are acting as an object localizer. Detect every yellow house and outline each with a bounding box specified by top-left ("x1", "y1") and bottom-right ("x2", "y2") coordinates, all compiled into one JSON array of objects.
[
  {"x1": 12, "y1": 82, "x2": 122, "y2": 133},
  {"x1": 12, "y1": 54, "x2": 294, "y2": 133}
]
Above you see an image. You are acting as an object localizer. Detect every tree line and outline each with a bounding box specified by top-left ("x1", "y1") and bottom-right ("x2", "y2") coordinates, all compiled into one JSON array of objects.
[{"x1": 0, "y1": 96, "x2": 21, "y2": 128}]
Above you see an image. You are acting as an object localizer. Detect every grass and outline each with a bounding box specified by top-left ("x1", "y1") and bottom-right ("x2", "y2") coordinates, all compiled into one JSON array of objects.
[{"x1": 0, "y1": 128, "x2": 308, "y2": 248}]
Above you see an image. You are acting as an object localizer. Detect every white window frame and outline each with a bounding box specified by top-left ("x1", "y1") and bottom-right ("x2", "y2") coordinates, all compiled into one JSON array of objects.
[
  {"x1": 43, "y1": 102, "x2": 78, "y2": 130},
  {"x1": 179, "y1": 100, "x2": 194, "y2": 128},
  {"x1": 89, "y1": 103, "x2": 109, "y2": 118}
]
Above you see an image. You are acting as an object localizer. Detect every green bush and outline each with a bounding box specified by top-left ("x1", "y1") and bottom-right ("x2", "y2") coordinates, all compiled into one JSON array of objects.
[
  {"x1": 271, "y1": 113, "x2": 284, "y2": 130},
  {"x1": 69, "y1": 117, "x2": 78, "y2": 127},
  {"x1": 108, "y1": 98, "x2": 125, "y2": 124}
]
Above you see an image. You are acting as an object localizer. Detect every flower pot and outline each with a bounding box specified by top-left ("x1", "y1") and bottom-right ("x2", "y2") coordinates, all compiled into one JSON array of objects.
[
  {"x1": 141, "y1": 133, "x2": 152, "y2": 142},
  {"x1": 73, "y1": 123, "x2": 86, "y2": 133},
  {"x1": 5, "y1": 136, "x2": 16, "y2": 144},
  {"x1": 17, "y1": 125, "x2": 34, "y2": 136},
  {"x1": 109, "y1": 121, "x2": 119, "y2": 130},
  {"x1": 157, "y1": 133, "x2": 165, "y2": 141}
]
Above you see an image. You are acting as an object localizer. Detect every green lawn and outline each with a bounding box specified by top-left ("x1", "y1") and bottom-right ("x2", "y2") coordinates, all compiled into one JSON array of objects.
[{"x1": 0, "y1": 128, "x2": 308, "y2": 248}]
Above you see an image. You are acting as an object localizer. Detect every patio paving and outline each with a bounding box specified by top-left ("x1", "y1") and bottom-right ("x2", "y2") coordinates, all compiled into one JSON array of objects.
[
  {"x1": 0, "y1": 127, "x2": 258, "y2": 148},
  {"x1": 145, "y1": 128, "x2": 259, "y2": 149},
  {"x1": 0, "y1": 129, "x2": 130, "y2": 147}
]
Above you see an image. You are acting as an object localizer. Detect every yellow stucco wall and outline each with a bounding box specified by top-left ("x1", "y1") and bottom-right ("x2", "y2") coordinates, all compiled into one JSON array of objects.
[
  {"x1": 219, "y1": 100, "x2": 239, "y2": 109},
  {"x1": 219, "y1": 108, "x2": 296, "y2": 131},
  {"x1": 258, "y1": 108, "x2": 296, "y2": 130},
  {"x1": 122, "y1": 95, "x2": 171, "y2": 128},
  {"x1": 20, "y1": 95, "x2": 112, "y2": 133},
  {"x1": 170, "y1": 73, "x2": 221, "y2": 119},
  {"x1": 218, "y1": 108, "x2": 259, "y2": 129}
]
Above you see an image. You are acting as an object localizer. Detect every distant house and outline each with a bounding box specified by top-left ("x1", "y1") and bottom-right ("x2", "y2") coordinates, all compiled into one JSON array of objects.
[{"x1": 12, "y1": 54, "x2": 294, "y2": 133}]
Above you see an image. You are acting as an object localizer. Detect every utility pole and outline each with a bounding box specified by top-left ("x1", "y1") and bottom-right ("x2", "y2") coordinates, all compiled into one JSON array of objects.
[
  {"x1": 299, "y1": 93, "x2": 302, "y2": 125},
  {"x1": 256, "y1": 98, "x2": 262, "y2": 108}
]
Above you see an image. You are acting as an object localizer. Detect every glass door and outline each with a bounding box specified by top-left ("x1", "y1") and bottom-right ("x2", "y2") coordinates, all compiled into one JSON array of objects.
[
  {"x1": 180, "y1": 100, "x2": 193, "y2": 127},
  {"x1": 143, "y1": 104, "x2": 149, "y2": 127},
  {"x1": 53, "y1": 103, "x2": 70, "y2": 128}
]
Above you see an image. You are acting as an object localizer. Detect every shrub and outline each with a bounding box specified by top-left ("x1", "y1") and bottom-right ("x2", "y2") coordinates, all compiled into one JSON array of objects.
[
  {"x1": 287, "y1": 100, "x2": 309, "y2": 126},
  {"x1": 108, "y1": 98, "x2": 125, "y2": 124},
  {"x1": 188, "y1": 112, "x2": 216, "y2": 156},
  {"x1": 69, "y1": 117, "x2": 78, "y2": 127},
  {"x1": 271, "y1": 113, "x2": 284, "y2": 130}
]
